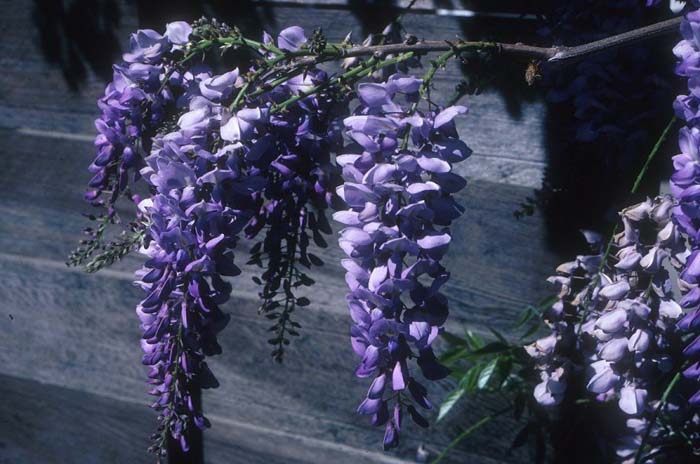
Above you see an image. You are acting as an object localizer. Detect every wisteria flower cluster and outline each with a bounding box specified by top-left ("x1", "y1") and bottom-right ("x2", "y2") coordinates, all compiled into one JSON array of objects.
[
  {"x1": 89, "y1": 22, "x2": 194, "y2": 210},
  {"x1": 74, "y1": 13, "x2": 474, "y2": 455},
  {"x1": 66, "y1": 22, "x2": 200, "y2": 270},
  {"x1": 89, "y1": 20, "x2": 361, "y2": 454},
  {"x1": 528, "y1": 196, "x2": 686, "y2": 460},
  {"x1": 672, "y1": 4, "x2": 700, "y2": 408},
  {"x1": 513, "y1": 7, "x2": 700, "y2": 462},
  {"x1": 333, "y1": 77, "x2": 469, "y2": 448}
]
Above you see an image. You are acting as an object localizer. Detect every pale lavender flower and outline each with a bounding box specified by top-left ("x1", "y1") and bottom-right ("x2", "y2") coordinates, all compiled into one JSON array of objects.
[
  {"x1": 334, "y1": 74, "x2": 469, "y2": 448},
  {"x1": 527, "y1": 196, "x2": 685, "y2": 460}
]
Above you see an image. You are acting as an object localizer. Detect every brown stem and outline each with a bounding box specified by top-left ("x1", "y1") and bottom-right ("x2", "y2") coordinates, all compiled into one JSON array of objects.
[
  {"x1": 286, "y1": 16, "x2": 682, "y2": 68},
  {"x1": 550, "y1": 16, "x2": 683, "y2": 63}
]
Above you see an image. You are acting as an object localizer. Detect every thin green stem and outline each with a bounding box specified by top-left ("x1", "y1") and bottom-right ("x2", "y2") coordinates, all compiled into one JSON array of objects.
[
  {"x1": 230, "y1": 81, "x2": 250, "y2": 109},
  {"x1": 604, "y1": 116, "x2": 675, "y2": 256},
  {"x1": 230, "y1": 54, "x2": 303, "y2": 111},
  {"x1": 271, "y1": 52, "x2": 415, "y2": 113},
  {"x1": 630, "y1": 117, "x2": 677, "y2": 194}
]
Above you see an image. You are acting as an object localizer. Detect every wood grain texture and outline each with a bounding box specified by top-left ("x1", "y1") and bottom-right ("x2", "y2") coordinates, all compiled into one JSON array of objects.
[{"x1": 0, "y1": 0, "x2": 559, "y2": 462}]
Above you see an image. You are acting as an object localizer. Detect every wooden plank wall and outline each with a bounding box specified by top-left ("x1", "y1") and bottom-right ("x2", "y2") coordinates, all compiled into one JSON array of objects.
[{"x1": 0, "y1": 1, "x2": 567, "y2": 463}]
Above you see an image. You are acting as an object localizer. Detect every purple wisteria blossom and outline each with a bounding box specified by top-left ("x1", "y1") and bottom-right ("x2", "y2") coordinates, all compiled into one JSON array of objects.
[
  {"x1": 672, "y1": 4, "x2": 700, "y2": 411},
  {"x1": 333, "y1": 75, "x2": 470, "y2": 448},
  {"x1": 88, "y1": 22, "x2": 194, "y2": 212},
  {"x1": 134, "y1": 64, "x2": 256, "y2": 455},
  {"x1": 527, "y1": 196, "x2": 685, "y2": 461},
  {"x1": 124, "y1": 23, "x2": 346, "y2": 453}
]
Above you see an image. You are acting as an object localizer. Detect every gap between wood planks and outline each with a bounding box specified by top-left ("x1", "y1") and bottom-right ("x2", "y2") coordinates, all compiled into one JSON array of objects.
[
  {"x1": 0, "y1": 373, "x2": 415, "y2": 464},
  {"x1": 0, "y1": 249, "x2": 515, "y2": 343},
  {"x1": 251, "y1": 0, "x2": 540, "y2": 20},
  {"x1": 13, "y1": 127, "x2": 547, "y2": 187}
]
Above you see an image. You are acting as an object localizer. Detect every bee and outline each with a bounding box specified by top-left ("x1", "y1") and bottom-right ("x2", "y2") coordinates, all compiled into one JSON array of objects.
[{"x1": 525, "y1": 60, "x2": 542, "y2": 86}]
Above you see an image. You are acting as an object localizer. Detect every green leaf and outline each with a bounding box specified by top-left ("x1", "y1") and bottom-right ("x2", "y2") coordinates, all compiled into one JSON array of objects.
[
  {"x1": 439, "y1": 347, "x2": 469, "y2": 365},
  {"x1": 520, "y1": 323, "x2": 542, "y2": 341},
  {"x1": 488, "y1": 328, "x2": 509, "y2": 345},
  {"x1": 431, "y1": 408, "x2": 509, "y2": 464},
  {"x1": 477, "y1": 358, "x2": 498, "y2": 390},
  {"x1": 448, "y1": 368, "x2": 468, "y2": 380},
  {"x1": 437, "y1": 387, "x2": 467, "y2": 422},
  {"x1": 501, "y1": 373, "x2": 523, "y2": 390},
  {"x1": 441, "y1": 331, "x2": 468, "y2": 346},
  {"x1": 514, "y1": 295, "x2": 556, "y2": 330},
  {"x1": 464, "y1": 330, "x2": 485, "y2": 350},
  {"x1": 514, "y1": 306, "x2": 537, "y2": 329},
  {"x1": 460, "y1": 365, "x2": 483, "y2": 393},
  {"x1": 496, "y1": 356, "x2": 513, "y2": 387}
]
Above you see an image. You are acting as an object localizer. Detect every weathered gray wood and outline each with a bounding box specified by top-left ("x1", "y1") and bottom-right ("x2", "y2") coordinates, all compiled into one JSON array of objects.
[
  {"x1": 0, "y1": 375, "x2": 155, "y2": 464},
  {"x1": 1, "y1": 374, "x2": 478, "y2": 464}
]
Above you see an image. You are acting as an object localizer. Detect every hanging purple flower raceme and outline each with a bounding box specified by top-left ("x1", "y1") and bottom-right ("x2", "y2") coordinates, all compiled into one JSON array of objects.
[
  {"x1": 129, "y1": 23, "x2": 350, "y2": 452},
  {"x1": 134, "y1": 67, "x2": 262, "y2": 454},
  {"x1": 88, "y1": 22, "x2": 194, "y2": 211},
  {"x1": 527, "y1": 196, "x2": 685, "y2": 461},
  {"x1": 136, "y1": 192, "x2": 242, "y2": 455},
  {"x1": 333, "y1": 75, "x2": 470, "y2": 448},
  {"x1": 243, "y1": 28, "x2": 345, "y2": 360},
  {"x1": 670, "y1": 4, "x2": 700, "y2": 409}
]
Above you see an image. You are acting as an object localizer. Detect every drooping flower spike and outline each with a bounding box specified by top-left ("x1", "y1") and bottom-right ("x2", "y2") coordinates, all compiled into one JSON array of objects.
[
  {"x1": 88, "y1": 22, "x2": 195, "y2": 211},
  {"x1": 333, "y1": 75, "x2": 470, "y2": 448},
  {"x1": 104, "y1": 22, "x2": 346, "y2": 454},
  {"x1": 528, "y1": 196, "x2": 686, "y2": 461},
  {"x1": 672, "y1": 4, "x2": 700, "y2": 411}
]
